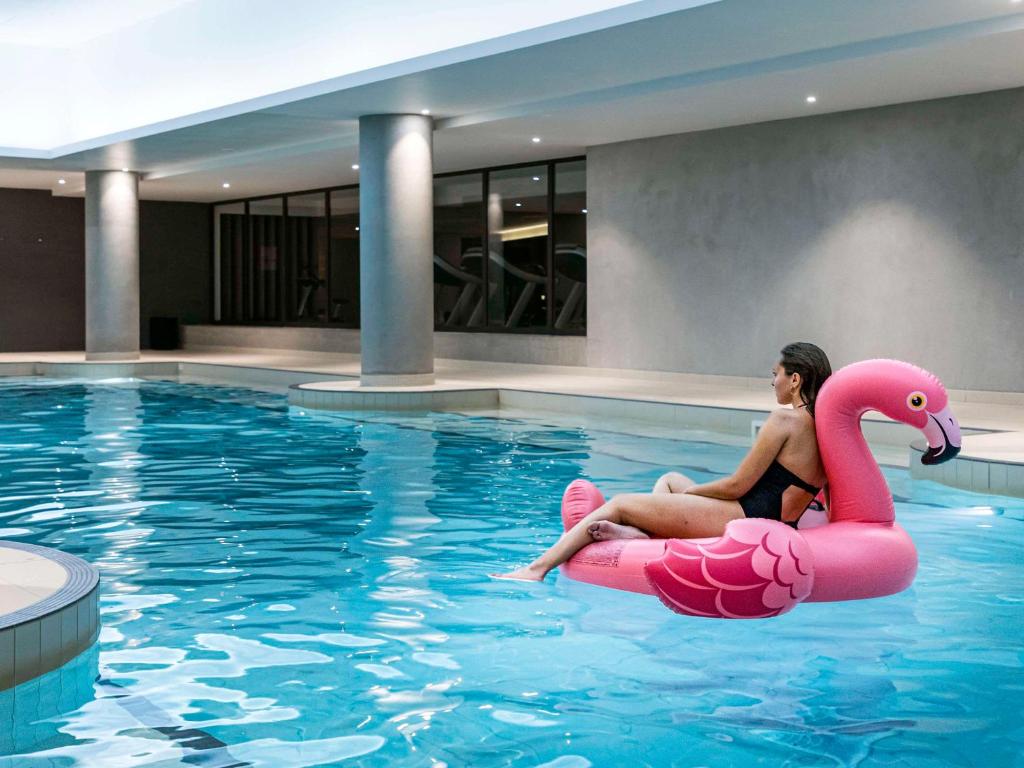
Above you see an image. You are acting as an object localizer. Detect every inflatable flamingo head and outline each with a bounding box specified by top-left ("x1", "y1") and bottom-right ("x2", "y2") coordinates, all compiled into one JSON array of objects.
[{"x1": 818, "y1": 359, "x2": 961, "y2": 465}]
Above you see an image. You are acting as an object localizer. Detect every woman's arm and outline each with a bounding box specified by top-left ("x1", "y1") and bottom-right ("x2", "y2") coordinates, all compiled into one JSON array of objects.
[{"x1": 685, "y1": 412, "x2": 791, "y2": 500}]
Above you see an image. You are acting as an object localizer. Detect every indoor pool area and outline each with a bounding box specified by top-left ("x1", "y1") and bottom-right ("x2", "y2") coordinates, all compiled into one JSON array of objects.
[
  {"x1": 0, "y1": 377, "x2": 1021, "y2": 767},
  {"x1": 2, "y1": 3, "x2": 1023, "y2": 767}
]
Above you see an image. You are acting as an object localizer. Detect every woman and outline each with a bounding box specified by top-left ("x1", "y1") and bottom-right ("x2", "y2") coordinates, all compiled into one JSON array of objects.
[{"x1": 494, "y1": 342, "x2": 832, "y2": 582}]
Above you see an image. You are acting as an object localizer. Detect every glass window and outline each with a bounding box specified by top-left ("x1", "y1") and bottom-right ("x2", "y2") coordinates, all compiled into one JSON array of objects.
[
  {"x1": 286, "y1": 193, "x2": 328, "y2": 323},
  {"x1": 212, "y1": 158, "x2": 585, "y2": 334},
  {"x1": 433, "y1": 173, "x2": 484, "y2": 328},
  {"x1": 553, "y1": 160, "x2": 587, "y2": 331},
  {"x1": 248, "y1": 198, "x2": 284, "y2": 321},
  {"x1": 484, "y1": 166, "x2": 550, "y2": 330},
  {"x1": 329, "y1": 188, "x2": 360, "y2": 326},
  {"x1": 214, "y1": 202, "x2": 245, "y2": 322}
]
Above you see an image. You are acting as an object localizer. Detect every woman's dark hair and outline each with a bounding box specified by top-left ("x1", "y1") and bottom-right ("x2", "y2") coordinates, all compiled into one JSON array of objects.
[{"x1": 780, "y1": 342, "x2": 832, "y2": 417}]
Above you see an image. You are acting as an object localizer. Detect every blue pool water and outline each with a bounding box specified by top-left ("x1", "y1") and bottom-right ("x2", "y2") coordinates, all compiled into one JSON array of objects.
[{"x1": 0, "y1": 377, "x2": 1021, "y2": 767}]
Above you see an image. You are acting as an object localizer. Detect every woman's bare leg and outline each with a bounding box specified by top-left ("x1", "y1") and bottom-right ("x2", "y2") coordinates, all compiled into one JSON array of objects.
[
  {"x1": 652, "y1": 471, "x2": 697, "y2": 494},
  {"x1": 492, "y1": 492, "x2": 744, "y2": 581}
]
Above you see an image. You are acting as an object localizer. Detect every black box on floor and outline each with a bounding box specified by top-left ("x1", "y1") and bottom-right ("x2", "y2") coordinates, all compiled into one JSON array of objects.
[{"x1": 149, "y1": 317, "x2": 180, "y2": 350}]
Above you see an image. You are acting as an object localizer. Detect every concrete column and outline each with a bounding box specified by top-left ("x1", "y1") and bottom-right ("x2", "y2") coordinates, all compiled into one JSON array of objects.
[
  {"x1": 85, "y1": 170, "x2": 140, "y2": 360},
  {"x1": 358, "y1": 114, "x2": 434, "y2": 386}
]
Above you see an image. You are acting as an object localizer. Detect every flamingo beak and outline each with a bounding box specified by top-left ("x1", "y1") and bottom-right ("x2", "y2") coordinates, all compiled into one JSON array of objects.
[{"x1": 920, "y1": 403, "x2": 961, "y2": 465}]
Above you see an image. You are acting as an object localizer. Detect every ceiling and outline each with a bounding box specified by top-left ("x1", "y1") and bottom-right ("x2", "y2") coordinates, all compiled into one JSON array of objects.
[
  {"x1": 0, "y1": 0, "x2": 197, "y2": 46},
  {"x1": 0, "y1": 0, "x2": 1022, "y2": 202}
]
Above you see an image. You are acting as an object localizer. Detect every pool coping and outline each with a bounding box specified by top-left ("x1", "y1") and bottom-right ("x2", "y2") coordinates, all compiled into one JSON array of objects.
[{"x1": 0, "y1": 540, "x2": 100, "y2": 691}]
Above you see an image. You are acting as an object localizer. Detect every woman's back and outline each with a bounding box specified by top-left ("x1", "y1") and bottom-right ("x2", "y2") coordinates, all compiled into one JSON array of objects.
[{"x1": 774, "y1": 408, "x2": 826, "y2": 523}]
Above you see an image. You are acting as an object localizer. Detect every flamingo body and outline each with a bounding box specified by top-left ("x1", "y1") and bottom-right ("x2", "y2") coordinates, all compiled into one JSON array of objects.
[{"x1": 558, "y1": 360, "x2": 958, "y2": 619}]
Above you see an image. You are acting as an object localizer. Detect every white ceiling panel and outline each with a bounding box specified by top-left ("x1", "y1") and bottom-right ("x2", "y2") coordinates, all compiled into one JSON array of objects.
[{"x1": 1, "y1": 0, "x2": 1022, "y2": 201}]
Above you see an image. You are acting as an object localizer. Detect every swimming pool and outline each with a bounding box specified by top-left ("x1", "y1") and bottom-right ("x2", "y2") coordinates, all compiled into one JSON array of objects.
[{"x1": 0, "y1": 377, "x2": 1021, "y2": 767}]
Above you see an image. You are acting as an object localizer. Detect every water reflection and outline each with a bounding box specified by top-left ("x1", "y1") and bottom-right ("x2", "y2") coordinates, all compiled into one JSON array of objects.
[{"x1": 353, "y1": 422, "x2": 460, "y2": 751}]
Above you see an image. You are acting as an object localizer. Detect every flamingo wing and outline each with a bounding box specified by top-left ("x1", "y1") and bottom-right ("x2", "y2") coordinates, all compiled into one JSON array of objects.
[{"x1": 644, "y1": 518, "x2": 815, "y2": 619}]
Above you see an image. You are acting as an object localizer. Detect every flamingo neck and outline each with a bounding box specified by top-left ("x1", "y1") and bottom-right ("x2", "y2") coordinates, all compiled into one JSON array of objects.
[{"x1": 817, "y1": 406, "x2": 895, "y2": 525}]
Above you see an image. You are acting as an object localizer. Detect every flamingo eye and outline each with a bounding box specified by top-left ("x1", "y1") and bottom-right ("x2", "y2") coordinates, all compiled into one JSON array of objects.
[{"x1": 907, "y1": 391, "x2": 927, "y2": 411}]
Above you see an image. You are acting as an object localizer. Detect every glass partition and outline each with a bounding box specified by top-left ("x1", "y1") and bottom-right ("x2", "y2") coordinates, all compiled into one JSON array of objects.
[
  {"x1": 286, "y1": 192, "x2": 328, "y2": 322},
  {"x1": 484, "y1": 165, "x2": 550, "y2": 330},
  {"x1": 433, "y1": 173, "x2": 484, "y2": 328},
  {"x1": 552, "y1": 160, "x2": 587, "y2": 331},
  {"x1": 329, "y1": 188, "x2": 360, "y2": 326}
]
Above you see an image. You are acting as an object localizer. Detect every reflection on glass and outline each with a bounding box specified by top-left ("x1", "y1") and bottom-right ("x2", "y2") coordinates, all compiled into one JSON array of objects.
[
  {"x1": 329, "y1": 188, "x2": 360, "y2": 326},
  {"x1": 483, "y1": 166, "x2": 549, "y2": 330},
  {"x1": 249, "y1": 198, "x2": 284, "y2": 321},
  {"x1": 553, "y1": 160, "x2": 587, "y2": 331},
  {"x1": 286, "y1": 193, "x2": 328, "y2": 322},
  {"x1": 215, "y1": 202, "x2": 245, "y2": 322},
  {"x1": 433, "y1": 173, "x2": 484, "y2": 328}
]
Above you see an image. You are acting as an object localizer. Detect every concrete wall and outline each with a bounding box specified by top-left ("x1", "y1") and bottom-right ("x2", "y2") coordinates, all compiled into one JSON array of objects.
[
  {"x1": 184, "y1": 324, "x2": 587, "y2": 366},
  {"x1": 587, "y1": 87, "x2": 1024, "y2": 392},
  {"x1": 0, "y1": 189, "x2": 210, "y2": 351}
]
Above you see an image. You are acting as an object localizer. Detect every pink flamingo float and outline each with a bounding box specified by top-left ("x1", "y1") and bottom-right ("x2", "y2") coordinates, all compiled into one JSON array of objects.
[{"x1": 559, "y1": 360, "x2": 962, "y2": 618}]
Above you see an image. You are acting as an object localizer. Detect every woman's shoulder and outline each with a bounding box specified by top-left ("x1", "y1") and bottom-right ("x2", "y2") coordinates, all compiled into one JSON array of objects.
[
  {"x1": 768, "y1": 408, "x2": 800, "y2": 426},
  {"x1": 769, "y1": 408, "x2": 815, "y2": 434}
]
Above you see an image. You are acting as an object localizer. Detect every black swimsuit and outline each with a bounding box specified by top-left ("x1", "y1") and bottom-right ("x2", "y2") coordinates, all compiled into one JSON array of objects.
[{"x1": 738, "y1": 460, "x2": 821, "y2": 530}]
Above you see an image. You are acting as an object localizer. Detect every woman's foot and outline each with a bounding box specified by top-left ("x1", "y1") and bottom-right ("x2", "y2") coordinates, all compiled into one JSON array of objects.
[
  {"x1": 588, "y1": 521, "x2": 649, "y2": 541},
  {"x1": 490, "y1": 565, "x2": 546, "y2": 582}
]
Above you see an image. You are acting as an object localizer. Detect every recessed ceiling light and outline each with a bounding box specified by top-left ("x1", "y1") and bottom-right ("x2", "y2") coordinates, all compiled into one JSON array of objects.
[
  {"x1": 531, "y1": 137, "x2": 541, "y2": 143},
  {"x1": 515, "y1": 202, "x2": 522, "y2": 207},
  {"x1": 57, "y1": 178, "x2": 66, "y2": 185},
  {"x1": 582, "y1": 208, "x2": 588, "y2": 214},
  {"x1": 532, "y1": 176, "x2": 541, "y2": 181},
  {"x1": 355, "y1": 226, "x2": 360, "y2": 231},
  {"x1": 222, "y1": 182, "x2": 231, "y2": 189},
  {"x1": 352, "y1": 164, "x2": 359, "y2": 170},
  {"x1": 806, "y1": 95, "x2": 817, "y2": 104},
  {"x1": 121, "y1": 167, "x2": 130, "y2": 172},
  {"x1": 420, "y1": 109, "x2": 430, "y2": 115}
]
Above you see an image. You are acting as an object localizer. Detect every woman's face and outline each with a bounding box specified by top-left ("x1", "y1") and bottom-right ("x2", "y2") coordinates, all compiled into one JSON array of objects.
[{"x1": 772, "y1": 360, "x2": 799, "y2": 406}]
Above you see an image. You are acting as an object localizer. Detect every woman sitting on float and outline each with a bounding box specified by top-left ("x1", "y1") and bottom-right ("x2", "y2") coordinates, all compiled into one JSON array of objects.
[
  {"x1": 494, "y1": 343, "x2": 963, "y2": 619},
  {"x1": 495, "y1": 342, "x2": 832, "y2": 579}
]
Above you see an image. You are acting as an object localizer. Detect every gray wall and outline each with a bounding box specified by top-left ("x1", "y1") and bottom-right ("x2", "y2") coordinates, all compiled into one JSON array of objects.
[
  {"x1": 587, "y1": 87, "x2": 1024, "y2": 392},
  {"x1": 0, "y1": 190, "x2": 210, "y2": 351},
  {"x1": 183, "y1": 324, "x2": 587, "y2": 367}
]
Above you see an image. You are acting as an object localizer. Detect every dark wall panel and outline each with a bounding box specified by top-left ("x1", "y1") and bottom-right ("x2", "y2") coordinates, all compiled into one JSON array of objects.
[
  {"x1": 139, "y1": 200, "x2": 211, "y2": 347},
  {"x1": 0, "y1": 189, "x2": 85, "y2": 352},
  {"x1": 0, "y1": 189, "x2": 211, "y2": 352}
]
